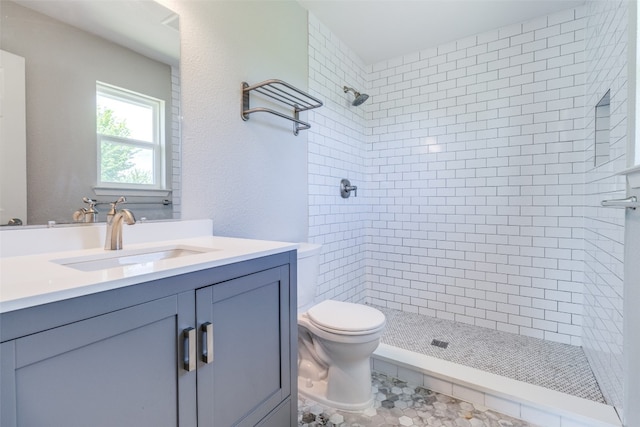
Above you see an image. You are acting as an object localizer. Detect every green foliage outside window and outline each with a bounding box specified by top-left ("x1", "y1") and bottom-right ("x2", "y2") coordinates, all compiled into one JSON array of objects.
[
  {"x1": 97, "y1": 107, "x2": 131, "y2": 138},
  {"x1": 97, "y1": 106, "x2": 152, "y2": 184}
]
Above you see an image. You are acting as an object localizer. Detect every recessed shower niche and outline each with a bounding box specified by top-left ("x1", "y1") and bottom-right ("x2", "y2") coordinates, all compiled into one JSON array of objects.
[{"x1": 594, "y1": 90, "x2": 611, "y2": 167}]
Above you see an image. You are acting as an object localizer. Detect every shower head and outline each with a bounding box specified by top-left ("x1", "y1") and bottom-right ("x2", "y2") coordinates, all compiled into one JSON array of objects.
[{"x1": 343, "y1": 86, "x2": 369, "y2": 106}]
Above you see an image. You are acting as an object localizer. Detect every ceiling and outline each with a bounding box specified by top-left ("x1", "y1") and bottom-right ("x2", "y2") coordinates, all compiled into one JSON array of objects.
[
  {"x1": 298, "y1": 0, "x2": 586, "y2": 64},
  {"x1": 15, "y1": 0, "x2": 585, "y2": 67},
  {"x1": 13, "y1": 0, "x2": 180, "y2": 66}
]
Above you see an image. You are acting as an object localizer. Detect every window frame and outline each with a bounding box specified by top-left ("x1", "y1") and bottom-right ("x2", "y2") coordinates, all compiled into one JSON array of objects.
[{"x1": 96, "y1": 81, "x2": 166, "y2": 191}]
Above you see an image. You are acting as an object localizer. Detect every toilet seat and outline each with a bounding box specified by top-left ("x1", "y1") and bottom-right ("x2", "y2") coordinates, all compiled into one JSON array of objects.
[{"x1": 306, "y1": 300, "x2": 386, "y2": 335}]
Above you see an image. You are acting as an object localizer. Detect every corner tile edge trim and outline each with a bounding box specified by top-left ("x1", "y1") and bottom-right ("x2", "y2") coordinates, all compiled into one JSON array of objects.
[{"x1": 373, "y1": 343, "x2": 621, "y2": 427}]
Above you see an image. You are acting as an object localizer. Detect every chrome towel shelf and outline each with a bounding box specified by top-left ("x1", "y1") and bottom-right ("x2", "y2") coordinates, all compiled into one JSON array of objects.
[{"x1": 241, "y1": 79, "x2": 323, "y2": 135}]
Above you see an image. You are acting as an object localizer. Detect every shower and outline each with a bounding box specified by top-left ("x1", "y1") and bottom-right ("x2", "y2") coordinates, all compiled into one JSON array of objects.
[{"x1": 343, "y1": 86, "x2": 369, "y2": 106}]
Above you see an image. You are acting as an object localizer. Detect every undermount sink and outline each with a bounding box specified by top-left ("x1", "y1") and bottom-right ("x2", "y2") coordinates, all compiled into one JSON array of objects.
[{"x1": 53, "y1": 245, "x2": 217, "y2": 272}]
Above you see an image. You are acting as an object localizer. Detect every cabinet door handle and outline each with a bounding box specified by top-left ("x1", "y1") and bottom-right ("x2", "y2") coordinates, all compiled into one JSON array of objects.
[
  {"x1": 183, "y1": 327, "x2": 196, "y2": 372},
  {"x1": 201, "y1": 322, "x2": 214, "y2": 364}
]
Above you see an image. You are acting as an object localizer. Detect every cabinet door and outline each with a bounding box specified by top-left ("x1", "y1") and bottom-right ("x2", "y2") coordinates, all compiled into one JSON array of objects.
[
  {"x1": 0, "y1": 295, "x2": 195, "y2": 427},
  {"x1": 196, "y1": 266, "x2": 290, "y2": 427}
]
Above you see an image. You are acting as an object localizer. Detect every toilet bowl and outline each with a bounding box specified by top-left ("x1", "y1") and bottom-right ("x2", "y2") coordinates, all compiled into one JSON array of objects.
[{"x1": 296, "y1": 243, "x2": 386, "y2": 411}]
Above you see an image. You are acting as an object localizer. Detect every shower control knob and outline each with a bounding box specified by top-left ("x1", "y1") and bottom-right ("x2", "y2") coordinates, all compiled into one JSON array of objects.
[{"x1": 340, "y1": 179, "x2": 358, "y2": 198}]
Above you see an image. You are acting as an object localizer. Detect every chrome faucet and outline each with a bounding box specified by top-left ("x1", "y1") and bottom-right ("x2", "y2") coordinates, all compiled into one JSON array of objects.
[{"x1": 105, "y1": 197, "x2": 136, "y2": 250}]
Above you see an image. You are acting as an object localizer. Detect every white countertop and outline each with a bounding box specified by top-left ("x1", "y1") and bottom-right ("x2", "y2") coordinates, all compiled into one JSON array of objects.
[{"x1": 0, "y1": 236, "x2": 297, "y2": 313}]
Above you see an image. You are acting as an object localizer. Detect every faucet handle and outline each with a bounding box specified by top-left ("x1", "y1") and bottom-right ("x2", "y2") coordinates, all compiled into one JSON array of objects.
[
  {"x1": 82, "y1": 197, "x2": 97, "y2": 211},
  {"x1": 106, "y1": 197, "x2": 127, "y2": 220},
  {"x1": 108, "y1": 196, "x2": 126, "y2": 211}
]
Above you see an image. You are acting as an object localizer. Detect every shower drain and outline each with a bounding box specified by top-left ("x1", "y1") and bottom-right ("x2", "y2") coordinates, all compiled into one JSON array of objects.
[{"x1": 431, "y1": 339, "x2": 449, "y2": 349}]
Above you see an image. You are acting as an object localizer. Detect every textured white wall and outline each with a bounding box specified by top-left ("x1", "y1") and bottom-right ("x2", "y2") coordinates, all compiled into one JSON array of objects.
[
  {"x1": 582, "y1": 0, "x2": 628, "y2": 414},
  {"x1": 161, "y1": 0, "x2": 309, "y2": 243}
]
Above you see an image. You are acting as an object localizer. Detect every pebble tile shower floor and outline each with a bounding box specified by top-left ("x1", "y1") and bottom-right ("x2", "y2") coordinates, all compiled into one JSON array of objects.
[
  {"x1": 376, "y1": 306, "x2": 605, "y2": 403},
  {"x1": 298, "y1": 372, "x2": 532, "y2": 427}
]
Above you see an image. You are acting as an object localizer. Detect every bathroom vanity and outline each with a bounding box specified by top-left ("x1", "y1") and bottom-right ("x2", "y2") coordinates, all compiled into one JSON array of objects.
[{"x1": 0, "y1": 236, "x2": 297, "y2": 427}]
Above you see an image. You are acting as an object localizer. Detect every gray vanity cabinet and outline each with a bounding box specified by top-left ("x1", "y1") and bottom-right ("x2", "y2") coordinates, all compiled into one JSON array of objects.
[
  {"x1": 196, "y1": 266, "x2": 291, "y2": 427},
  {"x1": 0, "y1": 252, "x2": 296, "y2": 427},
  {"x1": 0, "y1": 295, "x2": 189, "y2": 427}
]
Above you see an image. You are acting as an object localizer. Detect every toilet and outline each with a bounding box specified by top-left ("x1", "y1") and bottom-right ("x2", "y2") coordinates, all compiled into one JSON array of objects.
[{"x1": 296, "y1": 243, "x2": 386, "y2": 411}]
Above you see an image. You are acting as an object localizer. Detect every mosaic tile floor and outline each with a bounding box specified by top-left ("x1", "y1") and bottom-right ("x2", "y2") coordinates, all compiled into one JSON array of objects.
[
  {"x1": 375, "y1": 306, "x2": 605, "y2": 403},
  {"x1": 298, "y1": 371, "x2": 532, "y2": 426}
]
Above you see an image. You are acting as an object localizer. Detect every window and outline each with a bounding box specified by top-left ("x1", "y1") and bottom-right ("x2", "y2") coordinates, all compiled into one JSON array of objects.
[{"x1": 96, "y1": 82, "x2": 165, "y2": 190}]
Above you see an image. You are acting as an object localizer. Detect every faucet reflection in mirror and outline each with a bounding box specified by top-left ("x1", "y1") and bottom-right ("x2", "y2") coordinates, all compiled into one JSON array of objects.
[
  {"x1": 105, "y1": 197, "x2": 136, "y2": 250},
  {"x1": 72, "y1": 197, "x2": 99, "y2": 223}
]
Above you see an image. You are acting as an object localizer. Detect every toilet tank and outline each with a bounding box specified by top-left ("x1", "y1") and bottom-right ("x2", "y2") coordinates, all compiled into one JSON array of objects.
[{"x1": 297, "y1": 243, "x2": 322, "y2": 312}]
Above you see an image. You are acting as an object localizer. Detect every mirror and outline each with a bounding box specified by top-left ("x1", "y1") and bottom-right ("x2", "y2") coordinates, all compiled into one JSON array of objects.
[{"x1": 0, "y1": 0, "x2": 180, "y2": 226}]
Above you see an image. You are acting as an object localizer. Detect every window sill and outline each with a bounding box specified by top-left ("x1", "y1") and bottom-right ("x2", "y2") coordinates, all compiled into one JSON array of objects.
[{"x1": 93, "y1": 187, "x2": 172, "y2": 198}]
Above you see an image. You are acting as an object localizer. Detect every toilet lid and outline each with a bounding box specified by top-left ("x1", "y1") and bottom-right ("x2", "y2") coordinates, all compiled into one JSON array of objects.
[{"x1": 306, "y1": 300, "x2": 386, "y2": 333}]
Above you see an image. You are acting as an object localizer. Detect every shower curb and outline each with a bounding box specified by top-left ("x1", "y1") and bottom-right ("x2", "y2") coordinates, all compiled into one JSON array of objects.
[{"x1": 372, "y1": 343, "x2": 621, "y2": 427}]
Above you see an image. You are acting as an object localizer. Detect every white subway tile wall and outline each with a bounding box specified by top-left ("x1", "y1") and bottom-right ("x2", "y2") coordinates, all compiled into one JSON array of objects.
[
  {"x1": 582, "y1": 0, "x2": 627, "y2": 413},
  {"x1": 308, "y1": 14, "x2": 371, "y2": 304},
  {"x1": 171, "y1": 65, "x2": 181, "y2": 219},
  {"x1": 307, "y1": 0, "x2": 626, "y2": 415},
  {"x1": 364, "y1": 8, "x2": 586, "y2": 345}
]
